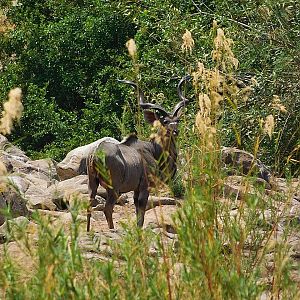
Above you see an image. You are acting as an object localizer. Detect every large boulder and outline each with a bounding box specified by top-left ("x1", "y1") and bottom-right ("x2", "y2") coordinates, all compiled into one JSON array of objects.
[
  {"x1": 2, "y1": 156, "x2": 57, "y2": 182},
  {"x1": 25, "y1": 184, "x2": 57, "y2": 210},
  {"x1": 48, "y1": 175, "x2": 107, "y2": 209},
  {"x1": 0, "y1": 135, "x2": 30, "y2": 177},
  {"x1": 0, "y1": 135, "x2": 57, "y2": 184},
  {"x1": 0, "y1": 134, "x2": 29, "y2": 162},
  {"x1": 3, "y1": 173, "x2": 58, "y2": 211},
  {"x1": 221, "y1": 147, "x2": 271, "y2": 183},
  {"x1": 5, "y1": 174, "x2": 31, "y2": 194},
  {"x1": 25, "y1": 158, "x2": 58, "y2": 183},
  {"x1": 56, "y1": 137, "x2": 119, "y2": 180},
  {"x1": 0, "y1": 185, "x2": 30, "y2": 226},
  {"x1": 0, "y1": 135, "x2": 59, "y2": 212}
]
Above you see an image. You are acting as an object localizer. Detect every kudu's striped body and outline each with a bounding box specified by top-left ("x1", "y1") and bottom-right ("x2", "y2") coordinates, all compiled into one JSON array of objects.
[{"x1": 87, "y1": 76, "x2": 190, "y2": 231}]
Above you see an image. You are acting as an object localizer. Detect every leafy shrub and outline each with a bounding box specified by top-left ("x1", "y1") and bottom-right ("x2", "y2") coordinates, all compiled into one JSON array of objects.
[{"x1": 0, "y1": 0, "x2": 136, "y2": 159}]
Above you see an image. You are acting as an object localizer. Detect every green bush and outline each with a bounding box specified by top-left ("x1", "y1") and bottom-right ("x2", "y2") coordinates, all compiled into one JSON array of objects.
[{"x1": 1, "y1": 0, "x2": 136, "y2": 160}]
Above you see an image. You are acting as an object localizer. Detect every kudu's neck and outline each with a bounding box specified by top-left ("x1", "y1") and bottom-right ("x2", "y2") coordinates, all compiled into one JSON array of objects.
[{"x1": 151, "y1": 134, "x2": 178, "y2": 180}]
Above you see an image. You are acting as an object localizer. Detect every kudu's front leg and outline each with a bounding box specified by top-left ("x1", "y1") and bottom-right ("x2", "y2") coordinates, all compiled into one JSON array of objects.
[{"x1": 134, "y1": 189, "x2": 149, "y2": 227}]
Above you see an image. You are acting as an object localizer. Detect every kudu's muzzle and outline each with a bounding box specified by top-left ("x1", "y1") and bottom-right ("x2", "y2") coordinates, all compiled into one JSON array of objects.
[{"x1": 167, "y1": 122, "x2": 179, "y2": 136}]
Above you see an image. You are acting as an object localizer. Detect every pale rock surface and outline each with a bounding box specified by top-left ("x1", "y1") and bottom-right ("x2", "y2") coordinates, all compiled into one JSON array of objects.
[
  {"x1": 0, "y1": 186, "x2": 30, "y2": 226},
  {"x1": 48, "y1": 174, "x2": 107, "y2": 209},
  {"x1": 221, "y1": 146, "x2": 271, "y2": 182},
  {"x1": 224, "y1": 175, "x2": 271, "y2": 200},
  {"x1": 25, "y1": 184, "x2": 56, "y2": 210},
  {"x1": 56, "y1": 137, "x2": 119, "y2": 180},
  {"x1": 5, "y1": 174, "x2": 31, "y2": 194}
]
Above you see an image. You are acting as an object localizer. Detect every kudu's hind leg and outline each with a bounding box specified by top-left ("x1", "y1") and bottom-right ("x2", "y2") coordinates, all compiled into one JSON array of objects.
[
  {"x1": 87, "y1": 171, "x2": 99, "y2": 232},
  {"x1": 104, "y1": 189, "x2": 118, "y2": 229},
  {"x1": 134, "y1": 190, "x2": 149, "y2": 227}
]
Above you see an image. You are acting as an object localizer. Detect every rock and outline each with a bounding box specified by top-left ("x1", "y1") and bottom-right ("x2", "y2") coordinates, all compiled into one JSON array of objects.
[
  {"x1": 56, "y1": 137, "x2": 119, "y2": 180},
  {"x1": 0, "y1": 186, "x2": 30, "y2": 226},
  {"x1": 0, "y1": 150, "x2": 29, "y2": 173},
  {"x1": 0, "y1": 140, "x2": 57, "y2": 185},
  {"x1": 0, "y1": 134, "x2": 7, "y2": 144},
  {"x1": 24, "y1": 174, "x2": 51, "y2": 190},
  {"x1": 25, "y1": 184, "x2": 57, "y2": 210},
  {"x1": 224, "y1": 175, "x2": 271, "y2": 200},
  {"x1": 221, "y1": 147, "x2": 271, "y2": 183},
  {"x1": 0, "y1": 135, "x2": 29, "y2": 162},
  {"x1": 0, "y1": 216, "x2": 38, "y2": 281},
  {"x1": 25, "y1": 158, "x2": 58, "y2": 182},
  {"x1": 146, "y1": 196, "x2": 181, "y2": 211},
  {"x1": 271, "y1": 177, "x2": 300, "y2": 201},
  {"x1": 144, "y1": 205, "x2": 178, "y2": 229},
  {"x1": 51, "y1": 211, "x2": 87, "y2": 232},
  {"x1": 0, "y1": 216, "x2": 30, "y2": 243},
  {"x1": 78, "y1": 231, "x2": 124, "y2": 258},
  {"x1": 48, "y1": 174, "x2": 129, "y2": 209},
  {"x1": 5, "y1": 174, "x2": 31, "y2": 193},
  {"x1": 13, "y1": 158, "x2": 57, "y2": 182},
  {"x1": 289, "y1": 234, "x2": 300, "y2": 259},
  {"x1": 0, "y1": 135, "x2": 31, "y2": 175},
  {"x1": 48, "y1": 175, "x2": 107, "y2": 209}
]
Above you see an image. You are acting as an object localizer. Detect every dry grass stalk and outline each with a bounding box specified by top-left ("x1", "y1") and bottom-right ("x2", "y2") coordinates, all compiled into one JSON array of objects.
[
  {"x1": 150, "y1": 120, "x2": 168, "y2": 148},
  {"x1": 264, "y1": 115, "x2": 275, "y2": 139},
  {"x1": 181, "y1": 29, "x2": 194, "y2": 54},
  {"x1": 272, "y1": 95, "x2": 287, "y2": 113},
  {"x1": 0, "y1": 88, "x2": 23, "y2": 190},
  {"x1": 0, "y1": 87, "x2": 23, "y2": 135},
  {"x1": 193, "y1": 21, "x2": 258, "y2": 153},
  {"x1": 126, "y1": 38, "x2": 137, "y2": 59},
  {"x1": 212, "y1": 27, "x2": 239, "y2": 71}
]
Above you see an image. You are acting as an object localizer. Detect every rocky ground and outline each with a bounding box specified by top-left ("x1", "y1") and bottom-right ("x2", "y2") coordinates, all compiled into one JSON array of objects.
[{"x1": 0, "y1": 134, "x2": 299, "y2": 296}]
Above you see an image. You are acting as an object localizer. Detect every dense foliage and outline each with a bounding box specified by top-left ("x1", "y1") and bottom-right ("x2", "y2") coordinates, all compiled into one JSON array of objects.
[
  {"x1": 0, "y1": 0, "x2": 299, "y2": 175},
  {"x1": 0, "y1": 0, "x2": 136, "y2": 157}
]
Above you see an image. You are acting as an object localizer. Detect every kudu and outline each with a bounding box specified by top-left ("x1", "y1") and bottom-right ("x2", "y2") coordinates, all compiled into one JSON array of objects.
[{"x1": 87, "y1": 75, "x2": 190, "y2": 231}]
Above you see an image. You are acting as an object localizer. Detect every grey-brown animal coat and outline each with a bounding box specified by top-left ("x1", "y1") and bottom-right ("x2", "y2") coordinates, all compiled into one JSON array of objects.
[{"x1": 87, "y1": 75, "x2": 190, "y2": 230}]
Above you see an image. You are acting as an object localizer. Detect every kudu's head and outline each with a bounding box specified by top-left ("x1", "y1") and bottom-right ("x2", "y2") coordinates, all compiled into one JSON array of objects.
[{"x1": 118, "y1": 75, "x2": 191, "y2": 137}]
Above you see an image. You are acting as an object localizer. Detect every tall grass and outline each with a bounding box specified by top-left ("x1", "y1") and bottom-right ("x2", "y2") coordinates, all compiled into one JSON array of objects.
[{"x1": 0, "y1": 23, "x2": 298, "y2": 299}]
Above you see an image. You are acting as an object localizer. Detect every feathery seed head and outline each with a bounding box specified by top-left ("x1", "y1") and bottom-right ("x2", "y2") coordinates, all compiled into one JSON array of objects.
[
  {"x1": 181, "y1": 29, "x2": 195, "y2": 54},
  {"x1": 126, "y1": 38, "x2": 137, "y2": 59},
  {"x1": 264, "y1": 115, "x2": 275, "y2": 139},
  {"x1": 272, "y1": 95, "x2": 287, "y2": 113},
  {"x1": 212, "y1": 27, "x2": 238, "y2": 71},
  {"x1": 150, "y1": 120, "x2": 168, "y2": 147},
  {"x1": 198, "y1": 94, "x2": 211, "y2": 117},
  {"x1": 0, "y1": 87, "x2": 23, "y2": 135}
]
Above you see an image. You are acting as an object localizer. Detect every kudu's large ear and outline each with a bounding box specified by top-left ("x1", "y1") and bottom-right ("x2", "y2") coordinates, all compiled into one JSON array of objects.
[{"x1": 143, "y1": 110, "x2": 158, "y2": 124}]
